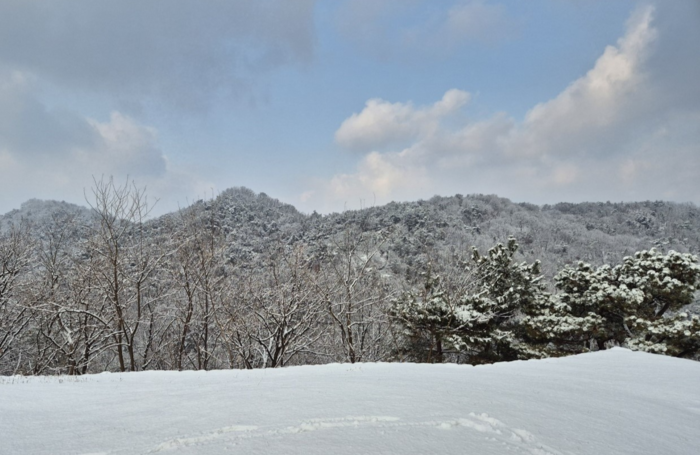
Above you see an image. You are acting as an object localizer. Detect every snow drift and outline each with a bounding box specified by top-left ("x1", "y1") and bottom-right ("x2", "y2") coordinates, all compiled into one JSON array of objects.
[{"x1": 1, "y1": 348, "x2": 699, "y2": 454}]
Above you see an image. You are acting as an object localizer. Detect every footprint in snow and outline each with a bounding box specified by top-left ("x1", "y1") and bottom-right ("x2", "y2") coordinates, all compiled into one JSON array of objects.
[{"x1": 150, "y1": 413, "x2": 561, "y2": 455}]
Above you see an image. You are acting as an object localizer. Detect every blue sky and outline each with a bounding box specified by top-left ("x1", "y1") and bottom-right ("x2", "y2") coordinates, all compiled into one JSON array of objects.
[{"x1": 0, "y1": 1, "x2": 698, "y2": 215}]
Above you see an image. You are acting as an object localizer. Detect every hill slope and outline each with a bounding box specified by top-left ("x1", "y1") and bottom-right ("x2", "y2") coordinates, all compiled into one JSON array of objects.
[
  {"x1": 1, "y1": 189, "x2": 698, "y2": 374},
  {"x1": 5, "y1": 190, "x2": 699, "y2": 276},
  {"x1": 2, "y1": 348, "x2": 699, "y2": 454}
]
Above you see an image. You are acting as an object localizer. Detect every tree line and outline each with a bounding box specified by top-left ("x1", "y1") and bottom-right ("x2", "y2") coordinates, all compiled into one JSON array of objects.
[{"x1": 0, "y1": 179, "x2": 698, "y2": 375}]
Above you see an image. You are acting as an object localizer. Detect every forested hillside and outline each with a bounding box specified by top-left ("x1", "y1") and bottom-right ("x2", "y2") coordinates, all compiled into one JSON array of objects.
[{"x1": 1, "y1": 181, "x2": 698, "y2": 375}]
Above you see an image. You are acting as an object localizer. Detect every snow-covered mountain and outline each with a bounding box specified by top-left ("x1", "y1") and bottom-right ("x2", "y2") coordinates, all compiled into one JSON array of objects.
[
  {"x1": 0, "y1": 199, "x2": 92, "y2": 234},
  {"x1": 4, "y1": 189, "x2": 699, "y2": 275},
  {"x1": 1, "y1": 348, "x2": 698, "y2": 454},
  {"x1": 1, "y1": 189, "x2": 698, "y2": 375}
]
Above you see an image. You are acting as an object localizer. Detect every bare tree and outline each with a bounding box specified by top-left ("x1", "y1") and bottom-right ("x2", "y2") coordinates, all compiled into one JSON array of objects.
[
  {"x1": 86, "y1": 177, "x2": 170, "y2": 372},
  {"x1": 316, "y1": 228, "x2": 391, "y2": 363},
  {"x1": 169, "y1": 201, "x2": 227, "y2": 370},
  {"x1": 218, "y1": 245, "x2": 326, "y2": 368},
  {"x1": 0, "y1": 223, "x2": 32, "y2": 373},
  {"x1": 23, "y1": 212, "x2": 117, "y2": 375}
]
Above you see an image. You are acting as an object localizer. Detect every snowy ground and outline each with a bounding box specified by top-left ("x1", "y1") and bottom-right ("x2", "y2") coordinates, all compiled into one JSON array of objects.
[{"x1": 1, "y1": 348, "x2": 699, "y2": 455}]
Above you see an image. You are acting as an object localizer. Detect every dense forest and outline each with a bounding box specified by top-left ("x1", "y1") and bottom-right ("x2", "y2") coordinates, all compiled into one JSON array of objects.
[{"x1": 1, "y1": 179, "x2": 698, "y2": 375}]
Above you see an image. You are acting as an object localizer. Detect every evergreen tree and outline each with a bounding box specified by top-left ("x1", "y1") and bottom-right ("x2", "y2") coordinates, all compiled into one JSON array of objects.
[
  {"x1": 453, "y1": 237, "x2": 549, "y2": 363},
  {"x1": 531, "y1": 249, "x2": 700, "y2": 358},
  {"x1": 391, "y1": 238, "x2": 550, "y2": 364},
  {"x1": 389, "y1": 267, "x2": 461, "y2": 363}
]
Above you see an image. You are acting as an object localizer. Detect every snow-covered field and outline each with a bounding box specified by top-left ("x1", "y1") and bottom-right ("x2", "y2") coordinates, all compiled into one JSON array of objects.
[{"x1": 1, "y1": 348, "x2": 699, "y2": 455}]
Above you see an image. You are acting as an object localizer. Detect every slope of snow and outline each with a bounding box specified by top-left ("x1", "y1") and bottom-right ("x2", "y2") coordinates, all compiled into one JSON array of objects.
[{"x1": 1, "y1": 348, "x2": 699, "y2": 455}]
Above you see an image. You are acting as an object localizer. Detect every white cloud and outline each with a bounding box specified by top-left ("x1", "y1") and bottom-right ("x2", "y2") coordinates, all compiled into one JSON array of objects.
[
  {"x1": 0, "y1": 1, "x2": 306, "y2": 213},
  {"x1": 0, "y1": 73, "x2": 211, "y2": 215},
  {"x1": 506, "y1": 6, "x2": 658, "y2": 160},
  {"x1": 335, "y1": 89, "x2": 470, "y2": 151},
  {"x1": 304, "y1": 4, "x2": 700, "y2": 212},
  {"x1": 328, "y1": 152, "x2": 431, "y2": 203},
  {"x1": 87, "y1": 113, "x2": 165, "y2": 178}
]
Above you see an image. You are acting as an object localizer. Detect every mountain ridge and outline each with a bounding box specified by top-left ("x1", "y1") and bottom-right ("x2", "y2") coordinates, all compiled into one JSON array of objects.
[{"x1": 3, "y1": 188, "x2": 699, "y2": 276}]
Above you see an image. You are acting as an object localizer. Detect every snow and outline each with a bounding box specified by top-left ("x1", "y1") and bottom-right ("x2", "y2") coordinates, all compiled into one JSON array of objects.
[{"x1": 1, "y1": 348, "x2": 699, "y2": 455}]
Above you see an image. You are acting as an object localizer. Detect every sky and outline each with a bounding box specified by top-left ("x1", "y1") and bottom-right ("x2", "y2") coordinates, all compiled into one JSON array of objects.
[{"x1": 0, "y1": 0, "x2": 698, "y2": 216}]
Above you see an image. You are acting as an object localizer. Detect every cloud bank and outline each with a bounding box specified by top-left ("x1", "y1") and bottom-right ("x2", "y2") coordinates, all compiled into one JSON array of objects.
[
  {"x1": 304, "y1": 4, "x2": 700, "y2": 212},
  {"x1": 0, "y1": 71, "x2": 211, "y2": 213},
  {"x1": 0, "y1": 0, "x2": 317, "y2": 215}
]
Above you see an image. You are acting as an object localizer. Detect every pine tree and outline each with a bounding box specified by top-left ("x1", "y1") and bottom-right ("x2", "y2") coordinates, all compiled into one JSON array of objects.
[
  {"x1": 390, "y1": 238, "x2": 550, "y2": 364},
  {"x1": 452, "y1": 237, "x2": 549, "y2": 363},
  {"x1": 389, "y1": 266, "x2": 460, "y2": 363},
  {"x1": 535, "y1": 249, "x2": 700, "y2": 358}
]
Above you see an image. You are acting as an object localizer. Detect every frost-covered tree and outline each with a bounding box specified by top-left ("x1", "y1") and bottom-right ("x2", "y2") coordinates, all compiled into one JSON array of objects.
[
  {"x1": 452, "y1": 238, "x2": 549, "y2": 363},
  {"x1": 391, "y1": 238, "x2": 549, "y2": 364},
  {"x1": 86, "y1": 177, "x2": 171, "y2": 372},
  {"x1": 316, "y1": 228, "x2": 390, "y2": 363},
  {"x1": 167, "y1": 201, "x2": 227, "y2": 371},
  {"x1": 536, "y1": 249, "x2": 700, "y2": 358},
  {"x1": 25, "y1": 213, "x2": 113, "y2": 375},
  {"x1": 218, "y1": 245, "x2": 326, "y2": 369},
  {"x1": 0, "y1": 223, "x2": 32, "y2": 373},
  {"x1": 389, "y1": 266, "x2": 463, "y2": 363}
]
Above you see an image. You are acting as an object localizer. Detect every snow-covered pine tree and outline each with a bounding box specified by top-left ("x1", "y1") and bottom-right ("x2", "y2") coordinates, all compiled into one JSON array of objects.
[
  {"x1": 535, "y1": 249, "x2": 700, "y2": 358},
  {"x1": 390, "y1": 238, "x2": 550, "y2": 364},
  {"x1": 389, "y1": 266, "x2": 460, "y2": 363},
  {"x1": 451, "y1": 237, "x2": 549, "y2": 364},
  {"x1": 520, "y1": 262, "x2": 605, "y2": 357}
]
